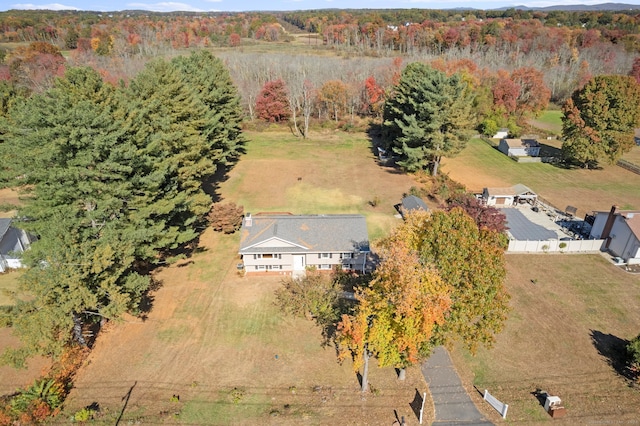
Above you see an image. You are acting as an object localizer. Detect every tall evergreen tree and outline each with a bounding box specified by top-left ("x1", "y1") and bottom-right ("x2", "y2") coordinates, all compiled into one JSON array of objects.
[
  {"x1": 0, "y1": 54, "x2": 246, "y2": 366},
  {"x1": 382, "y1": 62, "x2": 475, "y2": 176},
  {"x1": 561, "y1": 75, "x2": 640, "y2": 168},
  {"x1": 170, "y1": 50, "x2": 245, "y2": 167},
  {"x1": 1, "y1": 67, "x2": 151, "y2": 365},
  {"x1": 122, "y1": 58, "x2": 213, "y2": 251}
]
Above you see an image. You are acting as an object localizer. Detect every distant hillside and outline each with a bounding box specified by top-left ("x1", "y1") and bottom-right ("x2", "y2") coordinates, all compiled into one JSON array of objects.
[{"x1": 497, "y1": 2, "x2": 640, "y2": 11}]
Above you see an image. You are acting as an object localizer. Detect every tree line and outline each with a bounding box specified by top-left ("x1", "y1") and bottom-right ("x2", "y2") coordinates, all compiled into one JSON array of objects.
[{"x1": 0, "y1": 50, "x2": 244, "y2": 367}]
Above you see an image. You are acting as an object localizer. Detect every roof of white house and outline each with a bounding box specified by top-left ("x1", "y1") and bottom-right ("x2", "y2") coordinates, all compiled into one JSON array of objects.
[
  {"x1": 484, "y1": 184, "x2": 536, "y2": 197},
  {"x1": 0, "y1": 218, "x2": 12, "y2": 241},
  {"x1": 628, "y1": 214, "x2": 640, "y2": 239},
  {"x1": 501, "y1": 138, "x2": 540, "y2": 148},
  {"x1": 239, "y1": 214, "x2": 370, "y2": 254}
]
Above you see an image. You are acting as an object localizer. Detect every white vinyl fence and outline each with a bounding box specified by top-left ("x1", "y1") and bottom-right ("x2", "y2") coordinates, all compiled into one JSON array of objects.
[{"x1": 508, "y1": 239, "x2": 604, "y2": 253}]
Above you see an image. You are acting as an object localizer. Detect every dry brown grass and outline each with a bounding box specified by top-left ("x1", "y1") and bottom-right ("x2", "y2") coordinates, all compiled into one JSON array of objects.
[{"x1": 452, "y1": 254, "x2": 640, "y2": 424}]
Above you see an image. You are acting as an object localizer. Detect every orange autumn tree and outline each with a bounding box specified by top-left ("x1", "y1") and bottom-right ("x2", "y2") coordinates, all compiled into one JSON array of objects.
[
  {"x1": 337, "y1": 221, "x2": 452, "y2": 391},
  {"x1": 338, "y1": 209, "x2": 510, "y2": 392}
]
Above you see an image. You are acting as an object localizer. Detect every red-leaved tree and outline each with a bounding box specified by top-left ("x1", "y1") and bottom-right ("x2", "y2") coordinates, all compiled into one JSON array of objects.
[{"x1": 255, "y1": 79, "x2": 290, "y2": 123}]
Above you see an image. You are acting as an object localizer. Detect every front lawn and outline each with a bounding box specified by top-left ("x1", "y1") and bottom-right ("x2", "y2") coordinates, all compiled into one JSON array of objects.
[{"x1": 453, "y1": 254, "x2": 640, "y2": 423}]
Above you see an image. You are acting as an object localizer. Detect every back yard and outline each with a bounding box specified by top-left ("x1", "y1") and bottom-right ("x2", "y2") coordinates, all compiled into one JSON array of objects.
[{"x1": 1, "y1": 128, "x2": 639, "y2": 424}]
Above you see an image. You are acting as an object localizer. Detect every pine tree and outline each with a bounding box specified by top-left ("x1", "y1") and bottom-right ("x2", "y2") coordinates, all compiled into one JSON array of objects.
[
  {"x1": 122, "y1": 58, "x2": 213, "y2": 251},
  {"x1": 1, "y1": 67, "x2": 151, "y2": 365},
  {"x1": 382, "y1": 62, "x2": 475, "y2": 176},
  {"x1": 170, "y1": 50, "x2": 245, "y2": 167}
]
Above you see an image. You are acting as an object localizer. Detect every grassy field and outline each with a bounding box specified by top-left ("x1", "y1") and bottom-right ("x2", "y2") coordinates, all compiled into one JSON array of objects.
[
  {"x1": 452, "y1": 254, "x2": 640, "y2": 424},
  {"x1": 442, "y1": 138, "x2": 640, "y2": 216},
  {"x1": 530, "y1": 110, "x2": 563, "y2": 135},
  {"x1": 221, "y1": 130, "x2": 419, "y2": 241}
]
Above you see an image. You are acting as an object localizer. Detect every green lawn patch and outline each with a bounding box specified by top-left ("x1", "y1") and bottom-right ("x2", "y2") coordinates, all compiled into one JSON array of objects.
[
  {"x1": 537, "y1": 110, "x2": 563, "y2": 129},
  {"x1": 0, "y1": 270, "x2": 22, "y2": 306}
]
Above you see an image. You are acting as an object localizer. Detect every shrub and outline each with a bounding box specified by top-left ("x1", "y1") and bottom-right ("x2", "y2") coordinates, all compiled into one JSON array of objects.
[
  {"x1": 628, "y1": 334, "x2": 640, "y2": 370},
  {"x1": 478, "y1": 118, "x2": 499, "y2": 137},
  {"x1": 208, "y1": 202, "x2": 244, "y2": 234},
  {"x1": 275, "y1": 270, "x2": 341, "y2": 324},
  {"x1": 73, "y1": 407, "x2": 96, "y2": 422}
]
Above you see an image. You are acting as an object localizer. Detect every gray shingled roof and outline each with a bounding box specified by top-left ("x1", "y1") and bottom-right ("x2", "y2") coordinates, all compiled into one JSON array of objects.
[
  {"x1": 401, "y1": 195, "x2": 428, "y2": 213},
  {"x1": 239, "y1": 214, "x2": 369, "y2": 254},
  {"x1": 0, "y1": 218, "x2": 11, "y2": 241}
]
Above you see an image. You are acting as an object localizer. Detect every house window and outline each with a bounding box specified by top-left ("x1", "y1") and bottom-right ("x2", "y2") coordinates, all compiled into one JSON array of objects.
[
  {"x1": 253, "y1": 254, "x2": 262, "y2": 259},
  {"x1": 319, "y1": 264, "x2": 332, "y2": 270},
  {"x1": 263, "y1": 254, "x2": 273, "y2": 259},
  {"x1": 318, "y1": 253, "x2": 332, "y2": 259},
  {"x1": 266, "y1": 265, "x2": 282, "y2": 270},
  {"x1": 341, "y1": 253, "x2": 352, "y2": 259},
  {"x1": 256, "y1": 265, "x2": 265, "y2": 270}
]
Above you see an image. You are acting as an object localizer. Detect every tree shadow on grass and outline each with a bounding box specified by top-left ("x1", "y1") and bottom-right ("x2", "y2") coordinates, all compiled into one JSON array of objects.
[{"x1": 590, "y1": 329, "x2": 634, "y2": 381}]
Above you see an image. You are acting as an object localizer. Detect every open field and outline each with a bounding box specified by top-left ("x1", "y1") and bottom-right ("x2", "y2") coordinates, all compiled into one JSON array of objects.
[
  {"x1": 0, "y1": 187, "x2": 21, "y2": 218},
  {"x1": 452, "y1": 254, "x2": 640, "y2": 424},
  {"x1": 442, "y1": 138, "x2": 640, "y2": 217},
  {"x1": 220, "y1": 130, "x2": 420, "y2": 241}
]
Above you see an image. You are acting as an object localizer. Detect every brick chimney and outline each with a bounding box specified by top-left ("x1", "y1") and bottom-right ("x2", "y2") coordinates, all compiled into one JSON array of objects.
[{"x1": 601, "y1": 205, "x2": 618, "y2": 248}]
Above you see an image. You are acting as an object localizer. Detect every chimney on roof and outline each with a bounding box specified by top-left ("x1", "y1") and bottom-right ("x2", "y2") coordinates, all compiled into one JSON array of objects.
[
  {"x1": 601, "y1": 205, "x2": 618, "y2": 247},
  {"x1": 245, "y1": 213, "x2": 252, "y2": 227}
]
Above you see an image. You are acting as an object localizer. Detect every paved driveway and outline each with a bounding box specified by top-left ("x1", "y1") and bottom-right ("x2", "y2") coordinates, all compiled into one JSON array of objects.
[{"x1": 421, "y1": 347, "x2": 494, "y2": 425}]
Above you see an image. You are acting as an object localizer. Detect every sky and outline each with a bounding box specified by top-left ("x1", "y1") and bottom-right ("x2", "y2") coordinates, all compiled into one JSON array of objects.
[{"x1": 4, "y1": 0, "x2": 640, "y2": 13}]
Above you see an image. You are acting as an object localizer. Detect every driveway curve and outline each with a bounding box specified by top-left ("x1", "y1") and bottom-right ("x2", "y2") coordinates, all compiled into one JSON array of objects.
[{"x1": 421, "y1": 346, "x2": 494, "y2": 425}]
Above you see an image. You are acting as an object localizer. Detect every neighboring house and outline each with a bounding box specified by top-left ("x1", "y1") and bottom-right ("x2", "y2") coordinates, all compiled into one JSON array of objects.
[
  {"x1": 589, "y1": 206, "x2": 640, "y2": 264},
  {"x1": 399, "y1": 195, "x2": 429, "y2": 219},
  {"x1": 498, "y1": 138, "x2": 541, "y2": 157},
  {"x1": 239, "y1": 214, "x2": 370, "y2": 275},
  {"x1": 0, "y1": 219, "x2": 32, "y2": 273},
  {"x1": 492, "y1": 128, "x2": 509, "y2": 139},
  {"x1": 482, "y1": 184, "x2": 537, "y2": 207}
]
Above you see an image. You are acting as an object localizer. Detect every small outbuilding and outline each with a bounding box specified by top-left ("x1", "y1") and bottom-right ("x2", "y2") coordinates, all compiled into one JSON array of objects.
[
  {"x1": 498, "y1": 138, "x2": 540, "y2": 157},
  {"x1": 399, "y1": 195, "x2": 429, "y2": 219},
  {"x1": 0, "y1": 219, "x2": 33, "y2": 272},
  {"x1": 492, "y1": 128, "x2": 509, "y2": 139},
  {"x1": 482, "y1": 184, "x2": 537, "y2": 207}
]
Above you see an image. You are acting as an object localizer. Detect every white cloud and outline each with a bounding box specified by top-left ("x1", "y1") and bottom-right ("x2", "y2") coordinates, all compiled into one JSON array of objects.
[
  {"x1": 12, "y1": 3, "x2": 80, "y2": 10},
  {"x1": 126, "y1": 2, "x2": 205, "y2": 11}
]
